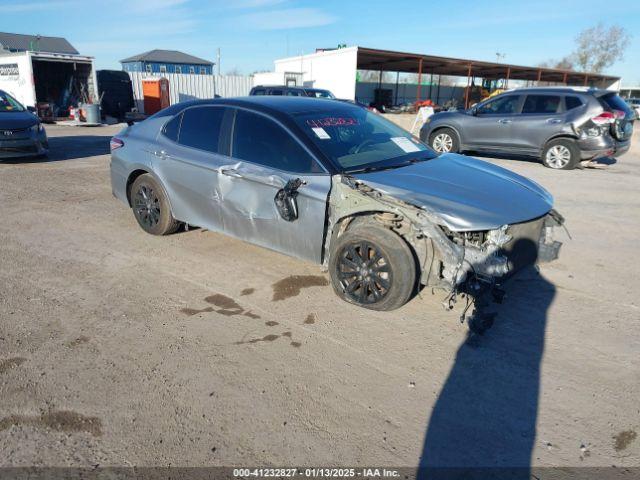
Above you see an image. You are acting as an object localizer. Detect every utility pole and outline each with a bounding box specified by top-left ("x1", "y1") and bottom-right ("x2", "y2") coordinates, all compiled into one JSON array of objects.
[
  {"x1": 496, "y1": 52, "x2": 506, "y2": 63},
  {"x1": 217, "y1": 48, "x2": 221, "y2": 76}
]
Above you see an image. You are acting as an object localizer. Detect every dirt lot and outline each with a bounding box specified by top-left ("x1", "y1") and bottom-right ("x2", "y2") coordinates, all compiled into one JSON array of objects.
[{"x1": 0, "y1": 121, "x2": 638, "y2": 472}]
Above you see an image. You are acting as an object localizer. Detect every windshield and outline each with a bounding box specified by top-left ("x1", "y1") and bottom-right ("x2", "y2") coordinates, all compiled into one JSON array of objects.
[
  {"x1": 294, "y1": 108, "x2": 435, "y2": 172},
  {"x1": 0, "y1": 92, "x2": 25, "y2": 112},
  {"x1": 307, "y1": 89, "x2": 335, "y2": 99}
]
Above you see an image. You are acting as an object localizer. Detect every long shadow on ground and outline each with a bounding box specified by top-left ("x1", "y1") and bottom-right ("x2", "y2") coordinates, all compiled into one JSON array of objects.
[{"x1": 419, "y1": 259, "x2": 555, "y2": 480}]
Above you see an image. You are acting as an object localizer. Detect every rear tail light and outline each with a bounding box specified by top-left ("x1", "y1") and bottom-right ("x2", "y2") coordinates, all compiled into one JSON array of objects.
[
  {"x1": 591, "y1": 112, "x2": 615, "y2": 125},
  {"x1": 110, "y1": 137, "x2": 124, "y2": 151},
  {"x1": 591, "y1": 110, "x2": 626, "y2": 125}
]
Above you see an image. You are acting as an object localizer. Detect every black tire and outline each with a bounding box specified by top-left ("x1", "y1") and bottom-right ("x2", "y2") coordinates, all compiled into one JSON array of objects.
[
  {"x1": 130, "y1": 174, "x2": 180, "y2": 235},
  {"x1": 541, "y1": 138, "x2": 581, "y2": 170},
  {"x1": 429, "y1": 127, "x2": 460, "y2": 154},
  {"x1": 329, "y1": 222, "x2": 417, "y2": 311}
]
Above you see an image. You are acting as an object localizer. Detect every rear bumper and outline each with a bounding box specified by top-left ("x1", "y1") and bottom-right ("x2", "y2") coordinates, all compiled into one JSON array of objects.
[{"x1": 578, "y1": 135, "x2": 631, "y2": 160}]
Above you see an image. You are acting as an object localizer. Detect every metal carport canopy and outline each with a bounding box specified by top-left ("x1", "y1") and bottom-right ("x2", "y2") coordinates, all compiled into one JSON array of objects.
[{"x1": 356, "y1": 47, "x2": 619, "y2": 86}]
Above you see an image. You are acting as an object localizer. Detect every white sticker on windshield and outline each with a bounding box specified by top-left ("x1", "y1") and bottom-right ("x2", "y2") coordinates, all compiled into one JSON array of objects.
[
  {"x1": 391, "y1": 137, "x2": 421, "y2": 153},
  {"x1": 312, "y1": 127, "x2": 331, "y2": 140}
]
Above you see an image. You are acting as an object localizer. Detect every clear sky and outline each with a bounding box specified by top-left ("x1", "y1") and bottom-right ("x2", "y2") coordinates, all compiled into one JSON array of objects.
[{"x1": 3, "y1": 0, "x2": 639, "y2": 86}]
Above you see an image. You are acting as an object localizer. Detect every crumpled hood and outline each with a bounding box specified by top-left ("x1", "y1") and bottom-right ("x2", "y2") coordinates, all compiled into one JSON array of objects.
[
  {"x1": 352, "y1": 153, "x2": 553, "y2": 231},
  {"x1": 0, "y1": 111, "x2": 38, "y2": 130}
]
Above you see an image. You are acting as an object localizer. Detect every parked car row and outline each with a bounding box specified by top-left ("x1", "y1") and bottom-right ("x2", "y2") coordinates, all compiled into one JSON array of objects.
[{"x1": 421, "y1": 87, "x2": 635, "y2": 170}]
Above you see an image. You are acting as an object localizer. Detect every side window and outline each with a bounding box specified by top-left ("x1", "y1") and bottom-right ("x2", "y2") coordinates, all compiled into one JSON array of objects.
[
  {"x1": 177, "y1": 107, "x2": 226, "y2": 153},
  {"x1": 522, "y1": 95, "x2": 561, "y2": 114},
  {"x1": 231, "y1": 109, "x2": 322, "y2": 174},
  {"x1": 268, "y1": 89, "x2": 284, "y2": 96},
  {"x1": 286, "y1": 90, "x2": 301, "y2": 96},
  {"x1": 565, "y1": 96, "x2": 583, "y2": 110},
  {"x1": 477, "y1": 95, "x2": 520, "y2": 115},
  {"x1": 252, "y1": 88, "x2": 266, "y2": 96},
  {"x1": 162, "y1": 113, "x2": 182, "y2": 142}
]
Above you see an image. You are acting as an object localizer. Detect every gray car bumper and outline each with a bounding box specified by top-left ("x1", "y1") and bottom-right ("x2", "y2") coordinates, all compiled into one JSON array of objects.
[{"x1": 577, "y1": 135, "x2": 630, "y2": 160}]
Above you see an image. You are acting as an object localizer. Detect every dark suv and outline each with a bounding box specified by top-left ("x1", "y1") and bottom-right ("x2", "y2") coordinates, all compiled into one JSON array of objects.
[
  {"x1": 420, "y1": 87, "x2": 634, "y2": 169},
  {"x1": 249, "y1": 85, "x2": 335, "y2": 99}
]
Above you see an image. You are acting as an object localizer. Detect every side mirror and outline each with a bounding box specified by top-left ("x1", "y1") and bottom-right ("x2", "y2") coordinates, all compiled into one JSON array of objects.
[
  {"x1": 470, "y1": 107, "x2": 479, "y2": 116},
  {"x1": 27, "y1": 106, "x2": 37, "y2": 113}
]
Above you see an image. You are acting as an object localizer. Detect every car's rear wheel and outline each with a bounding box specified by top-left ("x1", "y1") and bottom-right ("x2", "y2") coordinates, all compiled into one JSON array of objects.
[
  {"x1": 130, "y1": 174, "x2": 180, "y2": 235},
  {"x1": 429, "y1": 128, "x2": 459, "y2": 153},
  {"x1": 541, "y1": 138, "x2": 580, "y2": 170},
  {"x1": 329, "y1": 223, "x2": 417, "y2": 311}
]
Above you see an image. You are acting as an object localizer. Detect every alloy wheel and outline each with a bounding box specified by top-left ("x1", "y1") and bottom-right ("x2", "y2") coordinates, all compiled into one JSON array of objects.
[
  {"x1": 337, "y1": 241, "x2": 392, "y2": 305},
  {"x1": 545, "y1": 145, "x2": 571, "y2": 168},
  {"x1": 432, "y1": 133, "x2": 453, "y2": 153},
  {"x1": 133, "y1": 184, "x2": 161, "y2": 228}
]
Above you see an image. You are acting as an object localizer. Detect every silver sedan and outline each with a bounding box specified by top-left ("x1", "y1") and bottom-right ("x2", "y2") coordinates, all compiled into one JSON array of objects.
[{"x1": 110, "y1": 97, "x2": 563, "y2": 329}]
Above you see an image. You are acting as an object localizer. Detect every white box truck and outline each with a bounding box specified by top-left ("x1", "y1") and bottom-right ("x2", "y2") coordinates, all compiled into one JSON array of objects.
[{"x1": 0, "y1": 50, "x2": 98, "y2": 118}]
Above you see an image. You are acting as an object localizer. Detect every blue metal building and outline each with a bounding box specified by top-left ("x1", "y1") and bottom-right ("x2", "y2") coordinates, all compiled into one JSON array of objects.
[{"x1": 120, "y1": 49, "x2": 214, "y2": 75}]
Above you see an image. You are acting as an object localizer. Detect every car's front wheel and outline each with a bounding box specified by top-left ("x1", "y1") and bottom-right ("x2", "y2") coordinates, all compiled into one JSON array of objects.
[
  {"x1": 429, "y1": 128, "x2": 459, "y2": 154},
  {"x1": 130, "y1": 174, "x2": 180, "y2": 235},
  {"x1": 329, "y1": 222, "x2": 417, "y2": 311},
  {"x1": 541, "y1": 138, "x2": 580, "y2": 170}
]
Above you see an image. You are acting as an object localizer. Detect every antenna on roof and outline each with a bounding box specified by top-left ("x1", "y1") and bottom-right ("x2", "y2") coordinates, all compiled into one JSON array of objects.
[{"x1": 496, "y1": 52, "x2": 506, "y2": 63}]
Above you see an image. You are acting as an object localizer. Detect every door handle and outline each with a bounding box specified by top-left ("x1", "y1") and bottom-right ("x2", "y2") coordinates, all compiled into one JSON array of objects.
[
  {"x1": 546, "y1": 118, "x2": 562, "y2": 124},
  {"x1": 498, "y1": 118, "x2": 512, "y2": 124},
  {"x1": 153, "y1": 150, "x2": 171, "y2": 159},
  {"x1": 220, "y1": 168, "x2": 243, "y2": 178}
]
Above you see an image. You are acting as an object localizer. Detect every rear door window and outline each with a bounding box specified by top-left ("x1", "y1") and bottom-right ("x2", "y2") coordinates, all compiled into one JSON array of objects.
[
  {"x1": 286, "y1": 89, "x2": 302, "y2": 96},
  {"x1": 231, "y1": 109, "x2": 322, "y2": 174},
  {"x1": 478, "y1": 95, "x2": 521, "y2": 115},
  {"x1": 267, "y1": 89, "x2": 284, "y2": 96},
  {"x1": 565, "y1": 96, "x2": 584, "y2": 111},
  {"x1": 522, "y1": 95, "x2": 561, "y2": 114},
  {"x1": 252, "y1": 88, "x2": 266, "y2": 96},
  {"x1": 162, "y1": 113, "x2": 182, "y2": 142},
  {"x1": 178, "y1": 106, "x2": 226, "y2": 153}
]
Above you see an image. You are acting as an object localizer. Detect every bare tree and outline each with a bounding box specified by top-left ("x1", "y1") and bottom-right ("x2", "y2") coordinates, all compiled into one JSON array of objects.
[
  {"x1": 573, "y1": 23, "x2": 631, "y2": 73},
  {"x1": 357, "y1": 70, "x2": 394, "y2": 83},
  {"x1": 537, "y1": 56, "x2": 574, "y2": 70}
]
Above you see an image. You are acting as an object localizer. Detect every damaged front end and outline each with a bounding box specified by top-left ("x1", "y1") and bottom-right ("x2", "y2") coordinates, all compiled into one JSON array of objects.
[{"x1": 326, "y1": 174, "x2": 565, "y2": 333}]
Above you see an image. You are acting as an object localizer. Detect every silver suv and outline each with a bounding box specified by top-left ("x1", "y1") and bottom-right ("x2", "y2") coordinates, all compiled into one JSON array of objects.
[{"x1": 420, "y1": 87, "x2": 634, "y2": 170}]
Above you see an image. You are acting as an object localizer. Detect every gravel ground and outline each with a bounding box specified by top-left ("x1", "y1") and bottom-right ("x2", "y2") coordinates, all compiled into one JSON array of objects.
[{"x1": 0, "y1": 121, "x2": 638, "y2": 472}]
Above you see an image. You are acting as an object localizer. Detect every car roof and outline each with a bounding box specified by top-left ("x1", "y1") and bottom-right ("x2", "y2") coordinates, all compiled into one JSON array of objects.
[
  {"x1": 500, "y1": 86, "x2": 612, "y2": 97},
  {"x1": 253, "y1": 85, "x2": 306, "y2": 90},
  {"x1": 156, "y1": 96, "x2": 357, "y2": 117}
]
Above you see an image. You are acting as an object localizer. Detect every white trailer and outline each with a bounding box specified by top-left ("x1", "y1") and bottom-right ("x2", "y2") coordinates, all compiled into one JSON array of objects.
[{"x1": 0, "y1": 50, "x2": 98, "y2": 115}]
